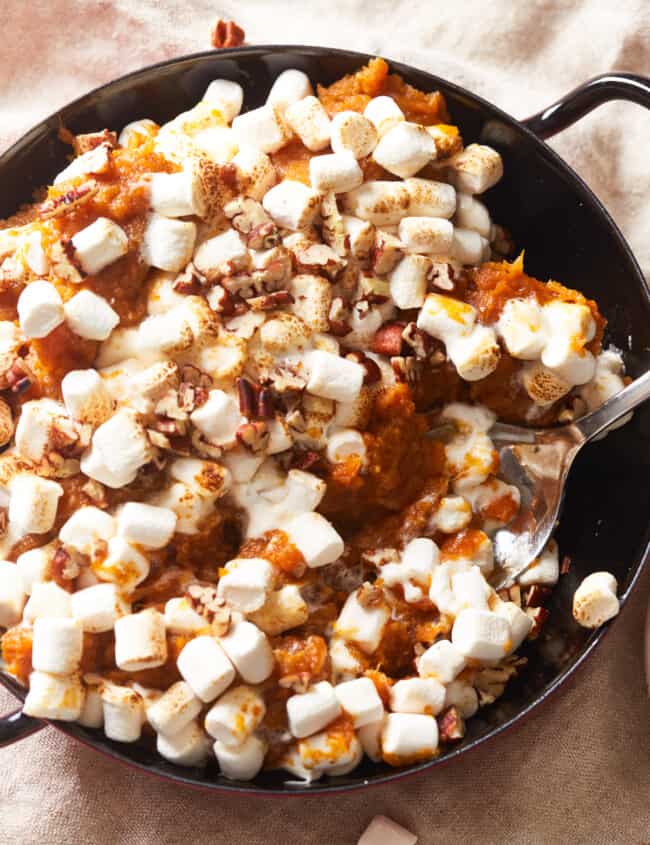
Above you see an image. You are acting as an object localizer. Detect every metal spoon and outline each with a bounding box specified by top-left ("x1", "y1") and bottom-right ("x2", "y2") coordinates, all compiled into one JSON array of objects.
[{"x1": 486, "y1": 369, "x2": 650, "y2": 589}]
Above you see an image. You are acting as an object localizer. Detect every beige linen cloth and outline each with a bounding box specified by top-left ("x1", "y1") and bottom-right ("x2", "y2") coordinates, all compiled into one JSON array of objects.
[{"x1": 1, "y1": 1, "x2": 649, "y2": 843}]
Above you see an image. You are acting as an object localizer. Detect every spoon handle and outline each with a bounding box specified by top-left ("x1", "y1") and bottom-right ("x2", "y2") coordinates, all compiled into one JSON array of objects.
[{"x1": 575, "y1": 369, "x2": 650, "y2": 442}]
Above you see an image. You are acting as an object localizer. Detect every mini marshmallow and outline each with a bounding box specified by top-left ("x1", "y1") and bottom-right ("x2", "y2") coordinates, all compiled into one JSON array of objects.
[
  {"x1": 9, "y1": 474, "x2": 63, "y2": 534},
  {"x1": 452, "y1": 608, "x2": 512, "y2": 662},
  {"x1": 204, "y1": 684, "x2": 266, "y2": 747},
  {"x1": 306, "y1": 350, "x2": 365, "y2": 403},
  {"x1": 334, "y1": 677, "x2": 384, "y2": 728},
  {"x1": 59, "y1": 506, "x2": 116, "y2": 553},
  {"x1": 389, "y1": 254, "x2": 431, "y2": 309},
  {"x1": 381, "y1": 712, "x2": 438, "y2": 765},
  {"x1": 326, "y1": 428, "x2": 367, "y2": 465},
  {"x1": 371, "y1": 229, "x2": 405, "y2": 273},
  {"x1": 92, "y1": 409, "x2": 152, "y2": 481},
  {"x1": 454, "y1": 193, "x2": 492, "y2": 237},
  {"x1": 17, "y1": 281, "x2": 64, "y2": 338},
  {"x1": 32, "y1": 617, "x2": 83, "y2": 674},
  {"x1": 495, "y1": 601, "x2": 534, "y2": 652},
  {"x1": 363, "y1": 96, "x2": 405, "y2": 137},
  {"x1": 380, "y1": 537, "x2": 439, "y2": 604},
  {"x1": 157, "y1": 720, "x2": 211, "y2": 767},
  {"x1": 218, "y1": 619, "x2": 274, "y2": 684},
  {"x1": 232, "y1": 105, "x2": 292, "y2": 154},
  {"x1": 573, "y1": 571, "x2": 619, "y2": 628},
  {"x1": 418, "y1": 639, "x2": 465, "y2": 683},
  {"x1": 451, "y1": 566, "x2": 490, "y2": 611},
  {"x1": 164, "y1": 596, "x2": 206, "y2": 634},
  {"x1": 267, "y1": 69, "x2": 314, "y2": 111},
  {"x1": 62, "y1": 369, "x2": 113, "y2": 425},
  {"x1": 23, "y1": 671, "x2": 83, "y2": 721},
  {"x1": 432, "y1": 496, "x2": 472, "y2": 533},
  {"x1": 214, "y1": 734, "x2": 266, "y2": 781},
  {"x1": 232, "y1": 147, "x2": 277, "y2": 201},
  {"x1": 0, "y1": 560, "x2": 25, "y2": 627},
  {"x1": 16, "y1": 545, "x2": 54, "y2": 595},
  {"x1": 96, "y1": 327, "x2": 140, "y2": 367},
  {"x1": 190, "y1": 389, "x2": 243, "y2": 447},
  {"x1": 358, "y1": 816, "x2": 417, "y2": 845},
  {"x1": 309, "y1": 151, "x2": 363, "y2": 193},
  {"x1": 93, "y1": 536, "x2": 150, "y2": 592},
  {"x1": 23, "y1": 580, "x2": 72, "y2": 622},
  {"x1": 406, "y1": 177, "x2": 457, "y2": 219},
  {"x1": 101, "y1": 682, "x2": 145, "y2": 742},
  {"x1": 141, "y1": 213, "x2": 197, "y2": 272},
  {"x1": 149, "y1": 170, "x2": 205, "y2": 218},
  {"x1": 297, "y1": 728, "x2": 362, "y2": 776},
  {"x1": 262, "y1": 180, "x2": 321, "y2": 230},
  {"x1": 64, "y1": 289, "x2": 120, "y2": 341},
  {"x1": 398, "y1": 217, "x2": 453, "y2": 255},
  {"x1": 341, "y1": 215, "x2": 376, "y2": 259},
  {"x1": 138, "y1": 309, "x2": 193, "y2": 356},
  {"x1": 147, "y1": 680, "x2": 202, "y2": 737},
  {"x1": 248, "y1": 585, "x2": 309, "y2": 636},
  {"x1": 497, "y1": 297, "x2": 546, "y2": 360},
  {"x1": 451, "y1": 144, "x2": 503, "y2": 194},
  {"x1": 169, "y1": 457, "x2": 231, "y2": 498},
  {"x1": 447, "y1": 325, "x2": 501, "y2": 382},
  {"x1": 329, "y1": 637, "x2": 365, "y2": 682},
  {"x1": 287, "y1": 680, "x2": 342, "y2": 738},
  {"x1": 54, "y1": 144, "x2": 111, "y2": 184},
  {"x1": 117, "y1": 502, "x2": 177, "y2": 550},
  {"x1": 521, "y1": 360, "x2": 572, "y2": 406},
  {"x1": 132, "y1": 360, "x2": 180, "y2": 402},
  {"x1": 330, "y1": 111, "x2": 378, "y2": 159},
  {"x1": 284, "y1": 512, "x2": 344, "y2": 568},
  {"x1": 193, "y1": 125, "x2": 239, "y2": 162},
  {"x1": 390, "y1": 677, "x2": 446, "y2": 716},
  {"x1": 203, "y1": 79, "x2": 244, "y2": 123},
  {"x1": 285, "y1": 96, "x2": 331, "y2": 151},
  {"x1": 13, "y1": 398, "x2": 64, "y2": 462},
  {"x1": 335, "y1": 588, "x2": 390, "y2": 654},
  {"x1": 290, "y1": 273, "x2": 332, "y2": 332},
  {"x1": 114, "y1": 608, "x2": 167, "y2": 672},
  {"x1": 193, "y1": 228, "x2": 249, "y2": 280},
  {"x1": 78, "y1": 685, "x2": 104, "y2": 728},
  {"x1": 444, "y1": 679, "x2": 479, "y2": 718},
  {"x1": 542, "y1": 340, "x2": 596, "y2": 387},
  {"x1": 358, "y1": 717, "x2": 384, "y2": 762},
  {"x1": 373, "y1": 122, "x2": 436, "y2": 179},
  {"x1": 70, "y1": 218, "x2": 129, "y2": 276},
  {"x1": 217, "y1": 557, "x2": 275, "y2": 613},
  {"x1": 452, "y1": 227, "x2": 488, "y2": 265},
  {"x1": 154, "y1": 483, "x2": 213, "y2": 535},
  {"x1": 71, "y1": 583, "x2": 129, "y2": 633},
  {"x1": 221, "y1": 449, "x2": 264, "y2": 484},
  {"x1": 177, "y1": 635, "x2": 235, "y2": 702},
  {"x1": 342, "y1": 181, "x2": 410, "y2": 226},
  {"x1": 118, "y1": 118, "x2": 158, "y2": 147},
  {"x1": 518, "y1": 541, "x2": 559, "y2": 586}
]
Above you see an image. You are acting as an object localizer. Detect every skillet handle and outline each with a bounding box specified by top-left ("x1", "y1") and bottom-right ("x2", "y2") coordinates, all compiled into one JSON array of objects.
[
  {"x1": 521, "y1": 73, "x2": 650, "y2": 139},
  {"x1": 0, "y1": 707, "x2": 46, "y2": 747}
]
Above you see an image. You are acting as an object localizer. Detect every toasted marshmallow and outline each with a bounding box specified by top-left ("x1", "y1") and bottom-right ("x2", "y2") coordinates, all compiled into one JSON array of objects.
[
  {"x1": 59, "y1": 506, "x2": 116, "y2": 553},
  {"x1": 0, "y1": 560, "x2": 26, "y2": 626},
  {"x1": 451, "y1": 144, "x2": 503, "y2": 194},
  {"x1": 114, "y1": 608, "x2": 167, "y2": 672},
  {"x1": 495, "y1": 600, "x2": 534, "y2": 652},
  {"x1": 96, "y1": 327, "x2": 141, "y2": 368},
  {"x1": 497, "y1": 298, "x2": 546, "y2": 360},
  {"x1": 447, "y1": 325, "x2": 501, "y2": 381},
  {"x1": 64, "y1": 289, "x2": 120, "y2": 341},
  {"x1": 32, "y1": 617, "x2": 83, "y2": 674},
  {"x1": 330, "y1": 110, "x2": 378, "y2": 159},
  {"x1": 232, "y1": 105, "x2": 292, "y2": 154},
  {"x1": 405, "y1": 177, "x2": 456, "y2": 219},
  {"x1": 373, "y1": 122, "x2": 436, "y2": 179},
  {"x1": 101, "y1": 682, "x2": 145, "y2": 742},
  {"x1": 153, "y1": 482, "x2": 213, "y2": 535},
  {"x1": 61, "y1": 369, "x2": 113, "y2": 426},
  {"x1": 297, "y1": 727, "x2": 362, "y2": 776},
  {"x1": 23, "y1": 671, "x2": 83, "y2": 721},
  {"x1": 193, "y1": 125, "x2": 239, "y2": 162},
  {"x1": 190, "y1": 389, "x2": 243, "y2": 447},
  {"x1": 15, "y1": 545, "x2": 54, "y2": 595},
  {"x1": 287, "y1": 680, "x2": 342, "y2": 738},
  {"x1": 118, "y1": 118, "x2": 158, "y2": 147},
  {"x1": 284, "y1": 512, "x2": 344, "y2": 568},
  {"x1": 381, "y1": 712, "x2": 438, "y2": 765},
  {"x1": 17, "y1": 281, "x2": 64, "y2": 338},
  {"x1": 417, "y1": 292, "x2": 475, "y2": 342},
  {"x1": 518, "y1": 541, "x2": 560, "y2": 587},
  {"x1": 358, "y1": 816, "x2": 417, "y2": 845},
  {"x1": 54, "y1": 143, "x2": 111, "y2": 184},
  {"x1": 78, "y1": 685, "x2": 104, "y2": 729},
  {"x1": 217, "y1": 557, "x2": 275, "y2": 613},
  {"x1": 92, "y1": 409, "x2": 151, "y2": 482},
  {"x1": 203, "y1": 79, "x2": 244, "y2": 123},
  {"x1": 177, "y1": 635, "x2": 235, "y2": 702},
  {"x1": 164, "y1": 596, "x2": 206, "y2": 634},
  {"x1": 342, "y1": 181, "x2": 410, "y2": 226},
  {"x1": 338, "y1": 215, "x2": 374, "y2": 260},
  {"x1": 329, "y1": 637, "x2": 365, "y2": 682},
  {"x1": 335, "y1": 587, "x2": 390, "y2": 654},
  {"x1": 218, "y1": 619, "x2": 274, "y2": 684},
  {"x1": 363, "y1": 96, "x2": 405, "y2": 138},
  {"x1": 141, "y1": 213, "x2": 197, "y2": 272},
  {"x1": 452, "y1": 608, "x2": 512, "y2": 662},
  {"x1": 388, "y1": 254, "x2": 431, "y2": 309},
  {"x1": 117, "y1": 502, "x2": 177, "y2": 550},
  {"x1": 262, "y1": 180, "x2": 321, "y2": 230},
  {"x1": 23, "y1": 581, "x2": 72, "y2": 622},
  {"x1": 444, "y1": 679, "x2": 479, "y2": 718},
  {"x1": 137, "y1": 309, "x2": 193, "y2": 357},
  {"x1": 390, "y1": 677, "x2": 446, "y2": 716},
  {"x1": 9, "y1": 474, "x2": 63, "y2": 534},
  {"x1": 214, "y1": 734, "x2": 266, "y2": 781},
  {"x1": 149, "y1": 169, "x2": 205, "y2": 218},
  {"x1": 248, "y1": 585, "x2": 309, "y2": 636},
  {"x1": 306, "y1": 350, "x2": 365, "y2": 403},
  {"x1": 285, "y1": 96, "x2": 331, "y2": 152},
  {"x1": 193, "y1": 228, "x2": 249, "y2": 281},
  {"x1": 573, "y1": 571, "x2": 619, "y2": 628},
  {"x1": 13, "y1": 399, "x2": 63, "y2": 462},
  {"x1": 432, "y1": 496, "x2": 472, "y2": 533},
  {"x1": 267, "y1": 69, "x2": 314, "y2": 111},
  {"x1": 289, "y1": 273, "x2": 332, "y2": 332},
  {"x1": 454, "y1": 193, "x2": 491, "y2": 237},
  {"x1": 398, "y1": 216, "x2": 453, "y2": 256},
  {"x1": 157, "y1": 720, "x2": 210, "y2": 767},
  {"x1": 232, "y1": 147, "x2": 277, "y2": 201},
  {"x1": 169, "y1": 457, "x2": 231, "y2": 498},
  {"x1": 326, "y1": 428, "x2": 367, "y2": 466},
  {"x1": 221, "y1": 448, "x2": 265, "y2": 484},
  {"x1": 92, "y1": 536, "x2": 150, "y2": 592},
  {"x1": 334, "y1": 677, "x2": 384, "y2": 728},
  {"x1": 452, "y1": 227, "x2": 488, "y2": 265},
  {"x1": 70, "y1": 583, "x2": 129, "y2": 634},
  {"x1": 418, "y1": 639, "x2": 465, "y2": 683},
  {"x1": 146, "y1": 680, "x2": 202, "y2": 738},
  {"x1": 371, "y1": 229, "x2": 405, "y2": 274},
  {"x1": 521, "y1": 361, "x2": 572, "y2": 406},
  {"x1": 70, "y1": 218, "x2": 129, "y2": 276},
  {"x1": 309, "y1": 151, "x2": 363, "y2": 193},
  {"x1": 205, "y1": 684, "x2": 266, "y2": 747}
]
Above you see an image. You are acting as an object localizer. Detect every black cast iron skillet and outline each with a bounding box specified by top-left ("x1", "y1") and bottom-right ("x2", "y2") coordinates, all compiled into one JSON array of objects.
[{"x1": 1, "y1": 46, "x2": 649, "y2": 795}]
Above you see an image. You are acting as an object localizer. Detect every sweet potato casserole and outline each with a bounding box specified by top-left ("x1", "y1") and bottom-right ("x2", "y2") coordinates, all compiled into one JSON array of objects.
[{"x1": 0, "y1": 58, "x2": 628, "y2": 782}]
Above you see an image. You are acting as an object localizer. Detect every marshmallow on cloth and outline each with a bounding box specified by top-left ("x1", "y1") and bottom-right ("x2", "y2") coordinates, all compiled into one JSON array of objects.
[
  {"x1": 285, "y1": 96, "x2": 331, "y2": 151},
  {"x1": 117, "y1": 502, "x2": 177, "y2": 550},
  {"x1": 262, "y1": 180, "x2": 321, "y2": 230},
  {"x1": 157, "y1": 721, "x2": 211, "y2": 767},
  {"x1": 218, "y1": 618, "x2": 274, "y2": 684},
  {"x1": 330, "y1": 111, "x2": 378, "y2": 159},
  {"x1": 357, "y1": 816, "x2": 418, "y2": 845},
  {"x1": 59, "y1": 506, "x2": 116, "y2": 553},
  {"x1": 70, "y1": 217, "x2": 129, "y2": 275},
  {"x1": 373, "y1": 122, "x2": 436, "y2": 178},
  {"x1": 61, "y1": 369, "x2": 114, "y2": 425},
  {"x1": 114, "y1": 608, "x2": 167, "y2": 672},
  {"x1": 363, "y1": 96, "x2": 405, "y2": 137},
  {"x1": 381, "y1": 712, "x2": 438, "y2": 765},
  {"x1": 216, "y1": 557, "x2": 275, "y2": 613},
  {"x1": 214, "y1": 734, "x2": 266, "y2": 781},
  {"x1": 64, "y1": 290, "x2": 120, "y2": 341},
  {"x1": 177, "y1": 635, "x2": 235, "y2": 702},
  {"x1": 31, "y1": 617, "x2": 83, "y2": 674},
  {"x1": 17, "y1": 281, "x2": 64, "y2": 339},
  {"x1": 573, "y1": 571, "x2": 620, "y2": 628},
  {"x1": 266, "y1": 69, "x2": 313, "y2": 111},
  {"x1": 284, "y1": 512, "x2": 344, "y2": 568},
  {"x1": 334, "y1": 677, "x2": 384, "y2": 728},
  {"x1": 0, "y1": 561, "x2": 26, "y2": 627},
  {"x1": 287, "y1": 680, "x2": 342, "y2": 738},
  {"x1": 146, "y1": 680, "x2": 202, "y2": 738},
  {"x1": 309, "y1": 152, "x2": 363, "y2": 193},
  {"x1": 204, "y1": 684, "x2": 266, "y2": 747},
  {"x1": 100, "y1": 682, "x2": 145, "y2": 742},
  {"x1": 232, "y1": 105, "x2": 292, "y2": 154},
  {"x1": 23, "y1": 671, "x2": 84, "y2": 721},
  {"x1": 71, "y1": 583, "x2": 129, "y2": 633},
  {"x1": 203, "y1": 79, "x2": 244, "y2": 123},
  {"x1": 9, "y1": 474, "x2": 63, "y2": 534},
  {"x1": 141, "y1": 213, "x2": 197, "y2": 272},
  {"x1": 306, "y1": 350, "x2": 365, "y2": 403},
  {"x1": 335, "y1": 586, "x2": 390, "y2": 654}
]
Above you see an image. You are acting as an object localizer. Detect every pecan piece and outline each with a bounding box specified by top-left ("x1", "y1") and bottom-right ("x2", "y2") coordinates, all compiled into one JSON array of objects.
[
  {"x1": 237, "y1": 376, "x2": 260, "y2": 418},
  {"x1": 236, "y1": 421, "x2": 269, "y2": 453},
  {"x1": 0, "y1": 508, "x2": 8, "y2": 537},
  {"x1": 438, "y1": 706, "x2": 466, "y2": 743},
  {"x1": 210, "y1": 18, "x2": 245, "y2": 48},
  {"x1": 257, "y1": 388, "x2": 275, "y2": 420},
  {"x1": 523, "y1": 585, "x2": 552, "y2": 608},
  {"x1": 247, "y1": 290, "x2": 294, "y2": 311},
  {"x1": 39, "y1": 181, "x2": 99, "y2": 220},
  {"x1": 525, "y1": 606, "x2": 550, "y2": 639},
  {"x1": 371, "y1": 321, "x2": 406, "y2": 356},
  {"x1": 357, "y1": 583, "x2": 385, "y2": 609},
  {"x1": 401, "y1": 322, "x2": 435, "y2": 359},
  {"x1": 247, "y1": 222, "x2": 281, "y2": 250},
  {"x1": 73, "y1": 129, "x2": 117, "y2": 155},
  {"x1": 173, "y1": 264, "x2": 202, "y2": 295},
  {"x1": 345, "y1": 351, "x2": 381, "y2": 385},
  {"x1": 0, "y1": 398, "x2": 14, "y2": 447},
  {"x1": 560, "y1": 554, "x2": 572, "y2": 575}
]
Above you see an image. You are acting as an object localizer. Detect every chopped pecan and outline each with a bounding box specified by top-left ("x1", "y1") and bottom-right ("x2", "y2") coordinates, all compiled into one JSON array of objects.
[
  {"x1": 50, "y1": 237, "x2": 84, "y2": 283},
  {"x1": 560, "y1": 554, "x2": 572, "y2": 575},
  {"x1": 73, "y1": 129, "x2": 117, "y2": 155},
  {"x1": 180, "y1": 364, "x2": 212, "y2": 389},
  {"x1": 147, "y1": 429, "x2": 171, "y2": 450},
  {"x1": 525, "y1": 606, "x2": 550, "y2": 639},
  {"x1": 278, "y1": 672, "x2": 312, "y2": 694},
  {"x1": 429, "y1": 262, "x2": 455, "y2": 291},
  {"x1": 210, "y1": 18, "x2": 246, "y2": 49},
  {"x1": 328, "y1": 297, "x2": 352, "y2": 337},
  {"x1": 401, "y1": 322, "x2": 435, "y2": 359},
  {"x1": 39, "y1": 181, "x2": 99, "y2": 220},
  {"x1": 371, "y1": 321, "x2": 406, "y2": 357},
  {"x1": 173, "y1": 264, "x2": 202, "y2": 295},
  {"x1": 81, "y1": 479, "x2": 107, "y2": 506},
  {"x1": 155, "y1": 389, "x2": 188, "y2": 421},
  {"x1": 186, "y1": 583, "x2": 232, "y2": 634},
  {"x1": 5, "y1": 358, "x2": 33, "y2": 395},
  {"x1": 247, "y1": 222, "x2": 281, "y2": 250},
  {"x1": 236, "y1": 421, "x2": 269, "y2": 453},
  {"x1": 345, "y1": 351, "x2": 381, "y2": 385},
  {"x1": 523, "y1": 585, "x2": 551, "y2": 608},
  {"x1": 438, "y1": 706, "x2": 466, "y2": 742},
  {"x1": 257, "y1": 388, "x2": 275, "y2": 420},
  {"x1": 0, "y1": 508, "x2": 7, "y2": 537},
  {"x1": 247, "y1": 290, "x2": 294, "y2": 311},
  {"x1": 0, "y1": 398, "x2": 14, "y2": 447},
  {"x1": 51, "y1": 546, "x2": 84, "y2": 582},
  {"x1": 237, "y1": 376, "x2": 260, "y2": 418},
  {"x1": 268, "y1": 366, "x2": 306, "y2": 394},
  {"x1": 295, "y1": 243, "x2": 346, "y2": 280},
  {"x1": 289, "y1": 448, "x2": 325, "y2": 473},
  {"x1": 391, "y1": 356, "x2": 420, "y2": 385},
  {"x1": 191, "y1": 429, "x2": 223, "y2": 459},
  {"x1": 490, "y1": 224, "x2": 514, "y2": 257},
  {"x1": 153, "y1": 417, "x2": 187, "y2": 437},
  {"x1": 357, "y1": 583, "x2": 385, "y2": 609}
]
